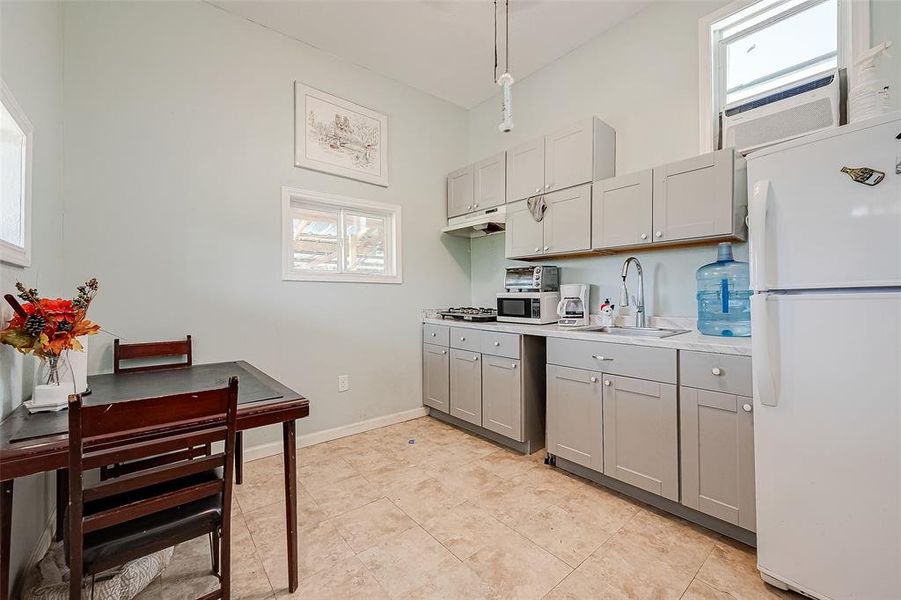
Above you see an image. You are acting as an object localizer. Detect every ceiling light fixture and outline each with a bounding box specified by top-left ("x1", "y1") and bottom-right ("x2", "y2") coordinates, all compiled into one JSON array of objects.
[{"x1": 495, "y1": 0, "x2": 514, "y2": 133}]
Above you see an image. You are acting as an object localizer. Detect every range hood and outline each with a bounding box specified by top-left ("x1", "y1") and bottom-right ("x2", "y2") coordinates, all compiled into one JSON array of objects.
[{"x1": 441, "y1": 205, "x2": 506, "y2": 238}]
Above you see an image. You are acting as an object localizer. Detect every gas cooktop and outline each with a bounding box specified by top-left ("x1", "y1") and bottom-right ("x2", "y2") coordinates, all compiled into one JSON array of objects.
[{"x1": 437, "y1": 307, "x2": 498, "y2": 322}]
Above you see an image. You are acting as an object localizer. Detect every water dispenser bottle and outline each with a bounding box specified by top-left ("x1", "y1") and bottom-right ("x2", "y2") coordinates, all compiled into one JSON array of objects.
[{"x1": 696, "y1": 242, "x2": 751, "y2": 337}]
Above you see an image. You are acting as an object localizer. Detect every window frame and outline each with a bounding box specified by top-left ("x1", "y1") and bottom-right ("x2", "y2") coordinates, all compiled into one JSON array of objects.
[
  {"x1": 281, "y1": 187, "x2": 402, "y2": 284},
  {"x1": 698, "y1": 0, "x2": 869, "y2": 153},
  {"x1": 0, "y1": 80, "x2": 34, "y2": 268}
]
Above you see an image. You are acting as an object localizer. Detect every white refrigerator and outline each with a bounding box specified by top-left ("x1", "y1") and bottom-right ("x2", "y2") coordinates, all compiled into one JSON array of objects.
[{"x1": 746, "y1": 112, "x2": 901, "y2": 600}]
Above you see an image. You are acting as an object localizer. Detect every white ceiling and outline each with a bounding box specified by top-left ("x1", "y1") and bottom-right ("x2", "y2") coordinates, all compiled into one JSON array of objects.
[{"x1": 207, "y1": 0, "x2": 651, "y2": 109}]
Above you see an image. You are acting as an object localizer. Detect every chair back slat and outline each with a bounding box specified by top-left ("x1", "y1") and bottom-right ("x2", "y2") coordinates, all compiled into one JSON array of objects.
[
  {"x1": 84, "y1": 453, "x2": 227, "y2": 503},
  {"x1": 83, "y1": 479, "x2": 224, "y2": 534},
  {"x1": 83, "y1": 427, "x2": 225, "y2": 471},
  {"x1": 100, "y1": 445, "x2": 214, "y2": 480},
  {"x1": 113, "y1": 335, "x2": 193, "y2": 374}
]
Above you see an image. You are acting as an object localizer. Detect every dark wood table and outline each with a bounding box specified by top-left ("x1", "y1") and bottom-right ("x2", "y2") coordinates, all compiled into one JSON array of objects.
[{"x1": 0, "y1": 361, "x2": 309, "y2": 600}]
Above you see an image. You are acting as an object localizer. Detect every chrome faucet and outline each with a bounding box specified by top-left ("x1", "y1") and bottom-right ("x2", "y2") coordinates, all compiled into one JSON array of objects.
[{"x1": 620, "y1": 257, "x2": 646, "y2": 328}]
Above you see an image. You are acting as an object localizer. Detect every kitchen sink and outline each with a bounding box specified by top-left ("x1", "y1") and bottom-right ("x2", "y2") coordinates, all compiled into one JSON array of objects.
[{"x1": 589, "y1": 326, "x2": 690, "y2": 338}]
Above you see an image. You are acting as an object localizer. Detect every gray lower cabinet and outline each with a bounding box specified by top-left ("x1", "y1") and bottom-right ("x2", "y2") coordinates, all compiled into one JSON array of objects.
[
  {"x1": 546, "y1": 365, "x2": 603, "y2": 471},
  {"x1": 680, "y1": 386, "x2": 756, "y2": 531},
  {"x1": 450, "y1": 349, "x2": 482, "y2": 426},
  {"x1": 602, "y1": 375, "x2": 679, "y2": 501},
  {"x1": 422, "y1": 343, "x2": 449, "y2": 413},
  {"x1": 482, "y1": 355, "x2": 523, "y2": 441}
]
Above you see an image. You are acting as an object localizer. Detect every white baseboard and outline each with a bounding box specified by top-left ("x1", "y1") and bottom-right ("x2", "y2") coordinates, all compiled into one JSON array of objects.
[{"x1": 241, "y1": 407, "x2": 428, "y2": 463}]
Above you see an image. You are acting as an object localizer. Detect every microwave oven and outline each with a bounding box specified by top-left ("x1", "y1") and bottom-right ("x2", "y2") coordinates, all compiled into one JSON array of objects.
[{"x1": 496, "y1": 292, "x2": 560, "y2": 324}]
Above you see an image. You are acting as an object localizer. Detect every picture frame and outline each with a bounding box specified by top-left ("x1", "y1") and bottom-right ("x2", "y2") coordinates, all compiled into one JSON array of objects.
[{"x1": 294, "y1": 83, "x2": 389, "y2": 187}]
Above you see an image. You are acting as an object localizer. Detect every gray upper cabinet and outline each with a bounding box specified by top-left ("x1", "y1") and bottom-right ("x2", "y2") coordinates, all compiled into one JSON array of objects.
[
  {"x1": 602, "y1": 375, "x2": 679, "y2": 501},
  {"x1": 505, "y1": 199, "x2": 545, "y2": 259},
  {"x1": 474, "y1": 152, "x2": 506, "y2": 210},
  {"x1": 545, "y1": 117, "x2": 615, "y2": 193},
  {"x1": 422, "y1": 343, "x2": 449, "y2": 413},
  {"x1": 547, "y1": 364, "x2": 603, "y2": 472},
  {"x1": 543, "y1": 184, "x2": 592, "y2": 255},
  {"x1": 447, "y1": 165, "x2": 475, "y2": 218},
  {"x1": 592, "y1": 169, "x2": 653, "y2": 250},
  {"x1": 482, "y1": 355, "x2": 523, "y2": 441},
  {"x1": 506, "y1": 138, "x2": 546, "y2": 203},
  {"x1": 652, "y1": 148, "x2": 747, "y2": 243},
  {"x1": 680, "y1": 387, "x2": 756, "y2": 532},
  {"x1": 449, "y1": 349, "x2": 482, "y2": 426}
]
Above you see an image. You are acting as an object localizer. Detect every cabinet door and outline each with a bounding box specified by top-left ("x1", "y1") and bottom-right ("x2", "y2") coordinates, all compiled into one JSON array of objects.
[
  {"x1": 422, "y1": 343, "x2": 449, "y2": 413},
  {"x1": 504, "y1": 199, "x2": 544, "y2": 259},
  {"x1": 447, "y1": 165, "x2": 475, "y2": 218},
  {"x1": 506, "y1": 138, "x2": 545, "y2": 203},
  {"x1": 474, "y1": 152, "x2": 506, "y2": 210},
  {"x1": 449, "y1": 349, "x2": 482, "y2": 426},
  {"x1": 652, "y1": 148, "x2": 734, "y2": 242},
  {"x1": 544, "y1": 119, "x2": 594, "y2": 192},
  {"x1": 547, "y1": 365, "x2": 603, "y2": 472},
  {"x1": 680, "y1": 387, "x2": 756, "y2": 531},
  {"x1": 602, "y1": 376, "x2": 678, "y2": 501},
  {"x1": 592, "y1": 170, "x2": 653, "y2": 249},
  {"x1": 482, "y1": 355, "x2": 523, "y2": 441},
  {"x1": 543, "y1": 184, "x2": 591, "y2": 255}
]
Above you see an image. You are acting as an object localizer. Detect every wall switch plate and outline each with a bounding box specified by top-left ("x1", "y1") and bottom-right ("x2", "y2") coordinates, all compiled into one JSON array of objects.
[{"x1": 338, "y1": 374, "x2": 349, "y2": 392}]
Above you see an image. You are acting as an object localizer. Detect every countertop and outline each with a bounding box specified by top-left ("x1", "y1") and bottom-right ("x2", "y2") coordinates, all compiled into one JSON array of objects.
[{"x1": 422, "y1": 316, "x2": 752, "y2": 357}]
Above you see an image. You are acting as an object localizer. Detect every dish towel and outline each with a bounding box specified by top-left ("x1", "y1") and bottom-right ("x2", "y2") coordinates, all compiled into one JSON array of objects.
[{"x1": 527, "y1": 195, "x2": 547, "y2": 222}]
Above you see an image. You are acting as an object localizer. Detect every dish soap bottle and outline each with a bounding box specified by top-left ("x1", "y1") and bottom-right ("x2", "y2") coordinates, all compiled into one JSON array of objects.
[{"x1": 696, "y1": 242, "x2": 751, "y2": 337}]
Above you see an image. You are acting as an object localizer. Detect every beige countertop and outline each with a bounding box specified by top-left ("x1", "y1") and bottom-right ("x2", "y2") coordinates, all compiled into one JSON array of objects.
[{"x1": 421, "y1": 316, "x2": 752, "y2": 357}]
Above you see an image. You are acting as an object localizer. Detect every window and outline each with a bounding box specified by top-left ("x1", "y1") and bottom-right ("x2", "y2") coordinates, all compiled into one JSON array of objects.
[
  {"x1": 1, "y1": 81, "x2": 33, "y2": 267},
  {"x1": 282, "y1": 187, "x2": 402, "y2": 283},
  {"x1": 699, "y1": 0, "x2": 868, "y2": 151}
]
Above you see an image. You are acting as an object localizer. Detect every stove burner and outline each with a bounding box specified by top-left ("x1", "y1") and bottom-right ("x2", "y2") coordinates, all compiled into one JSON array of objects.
[{"x1": 438, "y1": 307, "x2": 498, "y2": 322}]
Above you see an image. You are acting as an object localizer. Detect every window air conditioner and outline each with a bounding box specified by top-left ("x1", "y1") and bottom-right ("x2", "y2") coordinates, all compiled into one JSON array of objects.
[{"x1": 722, "y1": 68, "x2": 847, "y2": 155}]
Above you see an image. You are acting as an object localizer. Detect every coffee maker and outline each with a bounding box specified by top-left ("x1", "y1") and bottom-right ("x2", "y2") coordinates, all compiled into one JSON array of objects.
[{"x1": 556, "y1": 284, "x2": 589, "y2": 327}]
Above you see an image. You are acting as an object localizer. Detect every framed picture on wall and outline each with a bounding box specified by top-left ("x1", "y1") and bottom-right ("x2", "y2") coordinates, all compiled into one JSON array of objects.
[{"x1": 294, "y1": 83, "x2": 389, "y2": 187}]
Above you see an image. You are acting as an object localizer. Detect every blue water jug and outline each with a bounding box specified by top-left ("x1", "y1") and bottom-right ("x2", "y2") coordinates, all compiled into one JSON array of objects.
[{"x1": 696, "y1": 243, "x2": 751, "y2": 337}]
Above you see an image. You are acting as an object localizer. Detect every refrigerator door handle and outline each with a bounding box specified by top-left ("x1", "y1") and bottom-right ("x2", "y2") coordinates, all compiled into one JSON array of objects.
[
  {"x1": 751, "y1": 294, "x2": 780, "y2": 407},
  {"x1": 749, "y1": 179, "x2": 771, "y2": 292}
]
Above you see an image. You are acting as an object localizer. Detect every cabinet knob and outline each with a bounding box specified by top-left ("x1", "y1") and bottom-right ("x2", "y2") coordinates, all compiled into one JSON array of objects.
[
  {"x1": 543, "y1": 246, "x2": 549, "y2": 251},
  {"x1": 640, "y1": 233, "x2": 648, "y2": 240},
  {"x1": 430, "y1": 332, "x2": 436, "y2": 337},
  {"x1": 474, "y1": 203, "x2": 479, "y2": 208},
  {"x1": 493, "y1": 341, "x2": 500, "y2": 346},
  {"x1": 604, "y1": 380, "x2": 612, "y2": 386},
  {"x1": 742, "y1": 403, "x2": 752, "y2": 412},
  {"x1": 590, "y1": 376, "x2": 598, "y2": 383},
  {"x1": 592, "y1": 355, "x2": 614, "y2": 361},
  {"x1": 512, "y1": 363, "x2": 518, "y2": 369},
  {"x1": 545, "y1": 184, "x2": 551, "y2": 190},
  {"x1": 535, "y1": 187, "x2": 541, "y2": 193},
  {"x1": 534, "y1": 247, "x2": 540, "y2": 252},
  {"x1": 655, "y1": 231, "x2": 663, "y2": 238},
  {"x1": 467, "y1": 205, "x2": 472, "y2": 210},
  {"x1": 441, "y1": 350, "x2": 447, "y2": 354},
  {"x1": 474, "y1": 355, "x2": 479, "y2": 361},
  {"x1": 711, "y1": 367, "x2": 723, "y2": 376}
]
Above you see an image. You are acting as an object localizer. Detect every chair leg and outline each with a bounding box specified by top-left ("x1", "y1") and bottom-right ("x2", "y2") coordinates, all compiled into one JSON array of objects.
[
  {"x1": 90, "y1": 575, "x2": 96, "y2": 600},
  {"x1": 235, "y1": 432, "x2": 244, "y2": 485},
  {"x1": 210, "y1": 528, "x2": 221, "y2": 577}
]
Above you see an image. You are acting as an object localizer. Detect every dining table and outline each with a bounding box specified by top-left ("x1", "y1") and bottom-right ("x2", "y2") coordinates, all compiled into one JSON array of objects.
[{"x1": 0, "y1": 360, "x2": 309, "y2": 600}]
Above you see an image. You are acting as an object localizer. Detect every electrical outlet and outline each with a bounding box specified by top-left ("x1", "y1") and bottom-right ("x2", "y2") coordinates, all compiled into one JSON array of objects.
[{"x1": 338, "y1": 374, "x2": 349, "y2": 392}]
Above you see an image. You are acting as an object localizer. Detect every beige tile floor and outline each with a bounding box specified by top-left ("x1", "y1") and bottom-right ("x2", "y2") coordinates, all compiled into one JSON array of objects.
[{"x1": 134, "y1": 416, "x2": 800, "y2": 600}]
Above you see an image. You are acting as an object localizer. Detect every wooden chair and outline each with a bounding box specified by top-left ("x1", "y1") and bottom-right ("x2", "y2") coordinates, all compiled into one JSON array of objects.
[
  {"x1": 110, "y1": 335, "x2": 245, "y2": 484},
  {"x1": 66, "y1": 377, "x2": 239, "y2": 600}
]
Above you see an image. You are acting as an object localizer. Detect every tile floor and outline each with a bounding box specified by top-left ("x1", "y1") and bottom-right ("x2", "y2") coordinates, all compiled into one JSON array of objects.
[{"x1": 134, "y1": 416, "x2": 799, "y2": 600}]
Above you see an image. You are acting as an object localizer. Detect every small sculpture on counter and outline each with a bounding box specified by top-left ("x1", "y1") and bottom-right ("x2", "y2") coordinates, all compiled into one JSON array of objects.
[{"x1": 599, "y1": 298, "x2": 615, "y2": 327}]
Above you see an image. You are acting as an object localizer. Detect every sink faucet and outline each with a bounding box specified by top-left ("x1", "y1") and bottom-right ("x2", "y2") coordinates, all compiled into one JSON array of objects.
[{"x1": 620, "y1": 257, "x2": 646, "y2": 328}]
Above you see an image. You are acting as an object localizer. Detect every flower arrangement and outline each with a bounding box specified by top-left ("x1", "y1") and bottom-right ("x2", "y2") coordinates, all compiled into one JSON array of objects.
[{"x1": 1, "y1": 278, "x2": 101, "y2": 385}]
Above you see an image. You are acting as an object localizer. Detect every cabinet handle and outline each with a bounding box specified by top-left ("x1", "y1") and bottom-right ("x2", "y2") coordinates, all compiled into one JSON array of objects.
[
  {"x1": 640, "y1": 233, "x2": 648, "y2": 240},
  {"x1": 441, "y1": 350, "x2": 447, "y2": 354},
  {"x1": 592, "y1": 355, "x2": 614, "y2": 361},
  {"x1": 603, "y1": 380, "x2": 612, "y2": 386},
  {"x1": 534, "y1": 247, "x2": 540, "y2": 252},
  {"x1": 474, "y1": 355, "x2": 479, "y2": 361},
  {"x1": 535, "y1": 187, "x2": 541, "y2": 193},
  {"x1": 460, "y1": 336, "x2": 466, "y2": 341},
  {"x1": 430, "y1": 332, "x2": 436, "y2": 337},
  {"x1": 590, "y1": 376, "x2": 598, "y2": 383},
  {"x1": 474, "y1": 203, "x2": 479, "y2": 208},
  {"x1": 655, "y1": 231, "x2": 663, "y2": 238},
  {"x1": 711, "y1": 367, "x2": 723, "y2": 376},
  {"x1": 512, "y1": 363, "x2": 518, "y2": 369},
  {"x1": 493, "y1": 341, "x2": 500, "y2": 346},
  {"x1": 742, "y1": 403, "x2": 752, "y2": 412},
  {"x1": 543, "y1": 246, "x2": 549, "y2": 251},
  {"x1": 545, "y1": 184, "x2": 551, "y2": 190},
  {"x1": 467, "y1": 205, "x2": 472, "y2": 210}
]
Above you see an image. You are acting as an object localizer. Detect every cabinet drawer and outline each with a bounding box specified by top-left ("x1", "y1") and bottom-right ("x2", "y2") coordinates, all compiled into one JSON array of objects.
[
  {"x1": 680, "y1": 351, "x2": 752, "y2": 396},
  {"x1": 423, "y1": 324, "x2": 449, "y2": 346},
  {"x1": 547, "y1": 337, "x2": 676, "y2": 384},
  {"x1": 450, "y1": 327, "x2": 482, "y2": 352},
  {"x1": 481, "y1": 332, "x2": 520, "y2": 359}
]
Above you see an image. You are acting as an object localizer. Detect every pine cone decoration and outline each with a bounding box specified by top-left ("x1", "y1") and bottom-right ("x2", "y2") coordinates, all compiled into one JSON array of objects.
[
  {"x1": 57, "y1": 320, "x2": 74, "y2": 333},
  {"x1": 24, "y1": 315, "x2": 47, "y2": 336}
]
